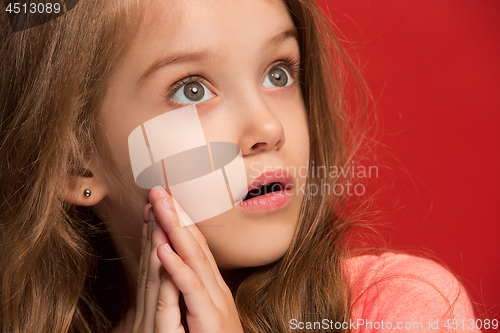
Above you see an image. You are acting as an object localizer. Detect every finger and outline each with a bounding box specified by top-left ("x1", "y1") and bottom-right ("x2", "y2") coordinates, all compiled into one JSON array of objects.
[
  {"x1": 157, "y1": 242, "x2": 218, "y2": 320},
  {"x1": 173, "y1": 198, "x2": 229, "y2": 292},
  {"x1": 143, "y1": 203, "x2": 153, "y2": 223},
  {"x1": 142, "y1": 221, "x2": 172, "y2": 332},
  {"x1": 141, "y1": 224, "x2": 147, "y2": 257},
  {"x1": 133, "y1": 220, "x2": 153, "y2": 331},
  {"x1": 138, "y1": 202, "x2": 155, "y2": 307},
  {"x1": 154, "y1": 268, "x2": 184, "y2": 332},
  {"x1": 149, "y1": 187, "x2": 221, "y2": 274},
  {"x1": 152, "y1": 194, "x2": 224, "y2": 299},
  {"x1": 149, "y1": 187, "x2": 229, "y2": 292}
]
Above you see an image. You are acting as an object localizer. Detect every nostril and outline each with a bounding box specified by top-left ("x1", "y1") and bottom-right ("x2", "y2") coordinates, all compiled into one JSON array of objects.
[
  {"x1": 251, "y1": 142, "x2": 267, "y2": 150},
  {"x1": 251, "y1": 138, "x2": 284, "y2": 151},
  {"x1": 275, "y1": 138, "x2": 284, "y2": 150}
]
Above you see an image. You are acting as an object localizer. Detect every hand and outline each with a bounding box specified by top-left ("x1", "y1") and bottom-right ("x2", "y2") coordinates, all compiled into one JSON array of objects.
[{"x1": 132, "y1": 187, "x2": 244, "y2": 333}]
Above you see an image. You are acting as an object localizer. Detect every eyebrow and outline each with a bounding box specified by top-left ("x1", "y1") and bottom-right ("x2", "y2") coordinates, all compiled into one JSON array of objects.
[{"x1": 137, "y1": 27, "x2": 299, "y2": 83}]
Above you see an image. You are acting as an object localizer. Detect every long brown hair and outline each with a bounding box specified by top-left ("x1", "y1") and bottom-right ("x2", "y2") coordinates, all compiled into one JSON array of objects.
[
  {"x1": 0, "y1": 2, "x2": 143, "y2": 332},
  {"x1": 0, "y1": 0, "x2": 365, "y2": 332}
]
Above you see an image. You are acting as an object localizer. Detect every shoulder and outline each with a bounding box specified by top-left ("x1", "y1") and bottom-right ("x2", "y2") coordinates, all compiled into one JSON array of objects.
[{"x1": 344, "y1": 252, "x2": 479, "y2": 332}]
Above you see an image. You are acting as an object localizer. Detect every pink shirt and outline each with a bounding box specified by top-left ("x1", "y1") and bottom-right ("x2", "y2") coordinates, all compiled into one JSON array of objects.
[{"x1": 345, "y1": 253, "x2": 481, "y2": 332}]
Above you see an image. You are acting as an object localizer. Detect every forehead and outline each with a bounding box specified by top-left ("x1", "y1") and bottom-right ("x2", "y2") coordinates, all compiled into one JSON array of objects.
[
  {"x1": 128, "y1": 0, "x2": 295, "y2": 66},
  {"x1": 141, "y1": 0, "x2": 291, "y2": 38}
]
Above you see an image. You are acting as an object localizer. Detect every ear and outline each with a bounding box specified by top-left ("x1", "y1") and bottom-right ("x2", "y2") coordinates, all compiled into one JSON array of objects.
[{"x1": 64, "y1": 167, "x2": 110, "y2": 206}]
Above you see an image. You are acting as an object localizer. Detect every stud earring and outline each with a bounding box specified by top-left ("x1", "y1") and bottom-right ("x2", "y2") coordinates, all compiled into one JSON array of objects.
[{"x1": 84, "y1": 189, "x2": 91, "y2": 197}]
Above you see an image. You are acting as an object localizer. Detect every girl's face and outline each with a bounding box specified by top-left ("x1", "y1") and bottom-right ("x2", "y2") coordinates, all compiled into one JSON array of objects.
[{"x1": 96, "y1": 0, "x2": 309, "y2": 274}]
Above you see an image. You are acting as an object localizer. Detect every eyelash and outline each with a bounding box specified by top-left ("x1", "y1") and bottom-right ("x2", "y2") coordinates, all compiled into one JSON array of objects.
[
  {"x1": 165, "y1": 56, "x2": 301, "y2": 98},
  {"x1": 167, "y1": 74, "x2": 208, "y2": 96},
  {"x1": 274, "y1": 56, "x2": 301, "y2": 79}
]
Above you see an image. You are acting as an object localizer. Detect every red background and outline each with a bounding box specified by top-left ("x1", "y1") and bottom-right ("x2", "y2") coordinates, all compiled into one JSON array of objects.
[{"x1": 319, "y1": 0, "x2": 500, "y2": 319}]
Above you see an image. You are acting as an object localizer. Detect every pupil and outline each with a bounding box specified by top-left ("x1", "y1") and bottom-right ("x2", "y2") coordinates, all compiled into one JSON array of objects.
[
  {"x1": 269, "y1": 68, "x2": 287, "y2": 87},
  {"x1": 184, "y1": 82, "x2": 204, "y2": 101}
]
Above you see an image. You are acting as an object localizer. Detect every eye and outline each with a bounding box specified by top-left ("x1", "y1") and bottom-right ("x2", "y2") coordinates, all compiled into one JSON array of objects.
[
  {"x1": 263, "y1": 67, "x2": 293, "y2": 88},
  {"x1": 171, "y1": 80, "x2": 214, "y2": 104}
]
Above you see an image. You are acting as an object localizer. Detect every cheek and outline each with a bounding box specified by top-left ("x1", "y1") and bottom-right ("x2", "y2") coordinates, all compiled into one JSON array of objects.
[
  {"x1": 95, "y1": 106, "x2": 152, "y2": 255},
  {"x1": 97, "y1": 128, "x2": 142, "y2": 201},
  {"x1": 278, "y1": 89, "x2": 310, "y2": 157},
  {"x1": 280, "y1": 94, "x2": 310, "y2": 181}
]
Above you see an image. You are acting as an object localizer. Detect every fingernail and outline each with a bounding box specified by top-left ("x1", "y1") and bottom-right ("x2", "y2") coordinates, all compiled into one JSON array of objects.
[
  {"x1": 152, "y1": 221, "x2": 158, "y2": 230},
  {"x1": 163, "y1": 243, "x2": 173, "y2": 253},
  {"x1": 148, "y1": 208, "x2": 156, "y2": 222},
  {"x1": 142, "y1": 224, "x2": 147, "y2": 239},
  {"x1": 154, "y1": 185, "x2": 168, "y2": 198},
  {"x1": 162, "y1": 197, "x2": 172, "y2": 209}
]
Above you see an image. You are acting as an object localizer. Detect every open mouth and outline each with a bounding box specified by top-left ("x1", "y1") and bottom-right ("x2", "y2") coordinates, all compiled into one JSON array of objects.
[
  {"x1": 242, "y1": 182, "x2": 288, "y2": 201},
  {"x1": 237, "y1": 169, "x2": 293, "y2": 210}
]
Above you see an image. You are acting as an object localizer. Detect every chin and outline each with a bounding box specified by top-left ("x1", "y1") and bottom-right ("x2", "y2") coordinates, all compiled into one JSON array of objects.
[{"x1": 214, "y1": 246, "x2": 289, "y2": 271}]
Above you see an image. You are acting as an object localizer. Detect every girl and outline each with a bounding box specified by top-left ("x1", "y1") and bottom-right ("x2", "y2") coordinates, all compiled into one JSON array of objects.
[{"x1": 0, "y1": 0, "x2": 481, "y2": 332}]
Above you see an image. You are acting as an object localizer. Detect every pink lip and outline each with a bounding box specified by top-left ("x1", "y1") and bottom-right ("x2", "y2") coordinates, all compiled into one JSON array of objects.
[{"x1": 237, "y1": 169, "x2": 293, "y2": 211}]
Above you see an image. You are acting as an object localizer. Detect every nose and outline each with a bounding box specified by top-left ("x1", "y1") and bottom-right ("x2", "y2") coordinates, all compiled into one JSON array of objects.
[{"x1": 237, "y1": 100, "x2": 286, "y2": 156}]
